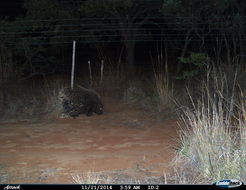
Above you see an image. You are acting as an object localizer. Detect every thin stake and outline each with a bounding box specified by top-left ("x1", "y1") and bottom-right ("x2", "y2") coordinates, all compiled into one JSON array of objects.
[
  {"x1": 88, "y1": 60, "x2": 92, "y2": 85},
  {"x1": 71, "y1": 40, "x2": 76, "y2": 89},
  {"x1": 100, "y1": 59, "x2": 104, "y2": 84}
]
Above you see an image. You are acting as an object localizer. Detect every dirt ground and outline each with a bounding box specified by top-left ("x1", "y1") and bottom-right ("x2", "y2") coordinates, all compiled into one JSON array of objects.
[{"x1": 0, "y1": 100, "x2": 178, "y2": 184}]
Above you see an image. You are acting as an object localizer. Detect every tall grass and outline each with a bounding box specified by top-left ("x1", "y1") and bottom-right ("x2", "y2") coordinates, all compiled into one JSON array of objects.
[
  {"x1": 152, "y1": 49, "x2": 175, "y2": 112},
  {"x1": 0, "y1": 77, "x2": 67, "y2": 121},
  {"x1": 42, "y1": 78, "x2": 67, "y2": 117},
  {"x1": 174, "y1": 64, "x2": 246, "y2": 183}
]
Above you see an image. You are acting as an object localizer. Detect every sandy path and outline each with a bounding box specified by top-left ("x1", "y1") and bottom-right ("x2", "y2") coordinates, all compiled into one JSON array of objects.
[{"x1": 0, "y1": 104, "x2": 178, "y2": 183}]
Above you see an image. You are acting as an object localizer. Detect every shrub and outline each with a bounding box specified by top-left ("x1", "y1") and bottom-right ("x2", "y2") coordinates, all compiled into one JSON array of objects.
[{"x1": 176, "y1": 52, "x2": 209, "y2": 80}]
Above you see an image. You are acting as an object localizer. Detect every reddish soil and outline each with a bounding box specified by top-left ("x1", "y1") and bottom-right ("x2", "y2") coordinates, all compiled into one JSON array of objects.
[{"x1": 0, "y1": 101, "x2": 178, "y2": 184}]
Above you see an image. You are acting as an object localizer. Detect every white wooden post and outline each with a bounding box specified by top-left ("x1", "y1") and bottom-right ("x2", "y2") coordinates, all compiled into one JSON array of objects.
[{"x1": 71, "y1": 40, "x2": 76, "y2": 89}]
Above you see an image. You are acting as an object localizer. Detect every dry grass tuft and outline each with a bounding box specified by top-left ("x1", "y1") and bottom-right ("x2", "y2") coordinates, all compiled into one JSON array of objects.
[
  {"x1": 153, "y1": 60, "x2": 176, "y2": 113},
  {"x1": 173, "y1": 65, "x2": 246, "y2": 183}
]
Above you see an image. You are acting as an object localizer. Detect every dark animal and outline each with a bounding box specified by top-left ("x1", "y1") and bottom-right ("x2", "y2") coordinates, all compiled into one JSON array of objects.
[{"x1": 58, "y1": 86, "x2": 103, "y2": 117}]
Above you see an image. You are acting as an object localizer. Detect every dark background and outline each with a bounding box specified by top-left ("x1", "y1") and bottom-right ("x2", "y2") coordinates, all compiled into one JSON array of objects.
[
  {"x1": 0, "y1": 0, "x2": 24, "y2": 17},
  {"x1": 0, "y1": 0, "x2": 245, "y2": 79}
]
